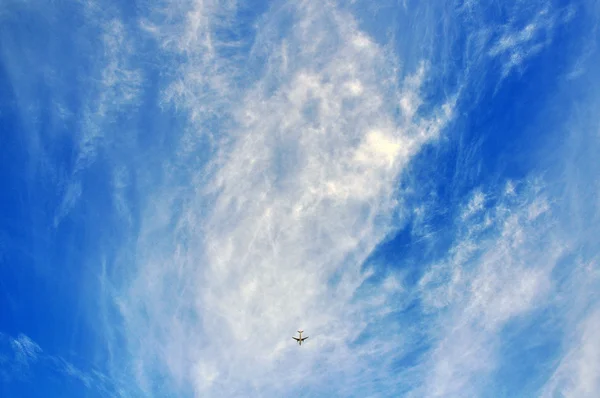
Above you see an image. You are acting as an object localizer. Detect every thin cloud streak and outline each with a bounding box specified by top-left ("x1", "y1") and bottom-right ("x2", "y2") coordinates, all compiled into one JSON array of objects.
[
  {"x1": 541, "y1": 309, "x2": 600, "y2": 398},
  {"x1": 0, "y1": 333, "x2": 116, "y2": 393},
  {"x1": 55, "y1": 16, "x2": 143, "y2": 227}
]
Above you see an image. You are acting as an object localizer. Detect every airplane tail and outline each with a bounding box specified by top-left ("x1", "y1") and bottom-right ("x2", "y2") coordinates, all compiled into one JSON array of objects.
[{"x1": 297, "y1": 330, "x2": 303, "y2": 333}]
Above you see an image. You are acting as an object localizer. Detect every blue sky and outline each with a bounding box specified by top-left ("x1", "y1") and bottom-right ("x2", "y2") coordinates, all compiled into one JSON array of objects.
[{"x1": 1, "y1": 0, "x2": 599, "y2": 397}]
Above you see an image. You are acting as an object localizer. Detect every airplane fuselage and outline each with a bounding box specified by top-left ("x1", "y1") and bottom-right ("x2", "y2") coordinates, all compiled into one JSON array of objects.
[{"x1": 293, "y1": 330, "x2": 308, "y2": 346}]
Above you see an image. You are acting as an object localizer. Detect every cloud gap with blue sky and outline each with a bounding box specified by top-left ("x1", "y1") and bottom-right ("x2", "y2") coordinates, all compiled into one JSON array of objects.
[{"x1": 1, "y1": 0, "x2": 599, "y2": 397}]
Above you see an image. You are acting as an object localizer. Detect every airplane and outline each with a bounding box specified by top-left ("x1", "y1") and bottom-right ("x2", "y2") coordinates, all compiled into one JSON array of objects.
[{"x1": 293, "y1": 330, "x2": 308, "y2": 346}]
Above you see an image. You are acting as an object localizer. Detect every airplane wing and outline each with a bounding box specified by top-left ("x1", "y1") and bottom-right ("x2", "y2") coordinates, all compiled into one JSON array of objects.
[
  {"x1": 301, "y1": 336, "x2": 308, "y2": 341},
  {"x1": 292, "y1": 337, "x2": 300, "y2": 341}
]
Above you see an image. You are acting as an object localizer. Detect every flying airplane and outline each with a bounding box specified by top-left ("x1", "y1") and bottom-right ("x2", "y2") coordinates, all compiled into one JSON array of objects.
[{"x1": 293, "y1": 330, "x2": 308, "y2": 346}]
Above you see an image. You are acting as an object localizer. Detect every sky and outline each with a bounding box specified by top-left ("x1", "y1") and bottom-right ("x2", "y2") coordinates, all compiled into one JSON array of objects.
[{"x1": 1, "y1": 0, "x2": 599, "y2": 397}]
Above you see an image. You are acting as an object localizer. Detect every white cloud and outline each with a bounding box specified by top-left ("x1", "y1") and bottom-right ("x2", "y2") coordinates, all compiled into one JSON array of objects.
[
  {"x1": 1, "y1": 0, "x2": 145, "y2": 229},
  {"x1": 96, "y1": 1, "x2": 600, "y2": 397},
  {"x1": 411, "y1": 24, "x2": 600, "y2": 395},
  {"x1": 452, "y1": 0, "x2": 577, "y2": 94},
  {"x1": 0, "y1": 332, "x2": 117, "y2": 392},
  {"x1": 536, "y1": 53, "x2": 600, "y2": 397},
  {"x1": 3, "y1": 0, "x2": 600, "y2": 397},
  {"x1": 0, "y1": 333, "x2": 40, "y2": 381},
  {"x1": 54, "y1": 15, "x2": 143, "y2": 227},
  {"x1": 112, "y1": 1, "x2": 456, "y2": 396},
  {"x1": 11, "y1": 334, "x2": 41, "y2": 371},
  {"x1": 488, "y1": 4, "x2": 576, "y2": 80},
  {"x1": 541, "y1": 307, "x2": 600, "y2": 398},
  {"x1": 141, "y1": 0, "x2": 238, "y2": 133},
  {"x1": 461, "y1": 189, "x2": 486, "y2": 220},
  {"x1": 413, "y1": 182, "x2": 565, "y2": 397}
]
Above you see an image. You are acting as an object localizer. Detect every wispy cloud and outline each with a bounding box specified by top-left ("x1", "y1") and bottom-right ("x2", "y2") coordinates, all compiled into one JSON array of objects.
[
  {"x1": 413, "y1": 180, "x2": 565, "y2": 397},
  {"x1": 9, "y1": 334, "x2": 41, "y2": 377},
  {"x1": 4, "y1": 0, "x2": 595, "y2": 396},
  {"x1": 536, "y1": 57, "x2": 600, "y2": 397},
  {"x1": 452, "y1": 0, "x2": 577, "y2": 92},
  {"x1": 488, "y1": 4, "x2": 574, "y2": 79},
  {"x1": 98, "y1": 1, "x2": 600, "y2": 397},
  {"x1": 112, "y1": 1, "x2": 456, "y2": 396},
  {"x1": 54, "y1": 14, "x2": 143, "y2": 227},
  {"x1": 0, "y1": 0, "x2": 144, "y2": 228},
  {"x1": 540, "y1": 282, "x2": 600, "y2": 398},
  {"x1": 0, "y1": 332, "x2": 116, "y2": 392}
]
